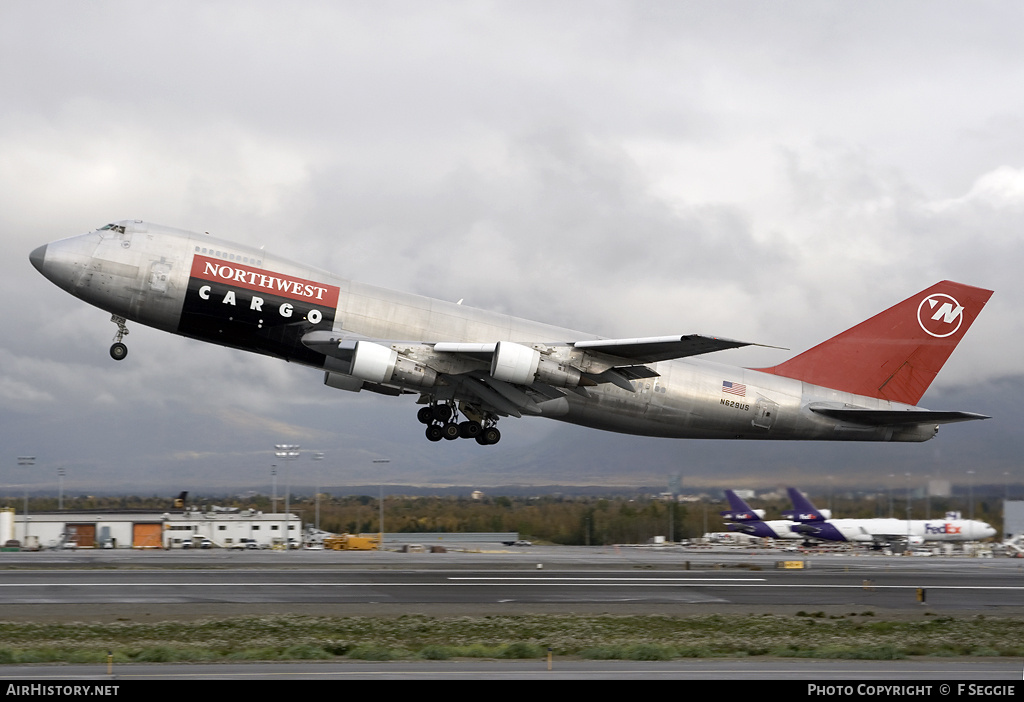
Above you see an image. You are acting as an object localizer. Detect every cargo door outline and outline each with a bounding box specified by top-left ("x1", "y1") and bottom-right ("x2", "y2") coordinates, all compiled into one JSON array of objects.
[{"x1": 149, "y1": 259, "x2": 172, "y2": 293}]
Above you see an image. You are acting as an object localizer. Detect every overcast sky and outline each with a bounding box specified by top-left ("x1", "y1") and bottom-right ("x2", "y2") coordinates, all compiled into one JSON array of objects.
[{"x1": 1, "y1": 2, "x2": 1021, "y2": 496}]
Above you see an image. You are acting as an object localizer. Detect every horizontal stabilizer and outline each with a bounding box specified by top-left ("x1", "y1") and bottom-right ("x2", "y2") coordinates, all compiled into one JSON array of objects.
[{"x1": 808, "y1": 403, "x2": 990, "y2": 426}]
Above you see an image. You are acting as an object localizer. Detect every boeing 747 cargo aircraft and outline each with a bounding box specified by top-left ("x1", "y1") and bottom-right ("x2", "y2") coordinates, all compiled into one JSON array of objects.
[{"x1": 30, "y1": 221, "x2": 992, "y2": 445}]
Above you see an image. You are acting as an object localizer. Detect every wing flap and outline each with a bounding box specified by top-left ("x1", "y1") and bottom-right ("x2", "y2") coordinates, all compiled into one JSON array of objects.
[{"x1": 466, "y1": 371, "x2": 544, "y2": 415}]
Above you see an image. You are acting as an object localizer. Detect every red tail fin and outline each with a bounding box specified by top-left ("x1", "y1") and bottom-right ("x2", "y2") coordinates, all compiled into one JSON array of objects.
[{"x1": 755, "y1": 281, "x2": 992, "y2": 405}]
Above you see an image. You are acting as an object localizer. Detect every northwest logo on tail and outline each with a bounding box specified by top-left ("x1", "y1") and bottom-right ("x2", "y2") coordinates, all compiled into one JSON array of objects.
[{"x1": 917, "y1": 293, "x2": 964, "y2": 338}]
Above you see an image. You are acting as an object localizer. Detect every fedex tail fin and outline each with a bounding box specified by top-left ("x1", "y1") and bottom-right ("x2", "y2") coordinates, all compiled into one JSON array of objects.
[
  {"x1": 781, "y1": 487, "x2": 829, "y2": 523},
  {"x1": 721, "y1": 490, "x2": 765, "y2": 522},
  {"x1": 756, "y1": 281, "x2": 992, "y2": 405}
]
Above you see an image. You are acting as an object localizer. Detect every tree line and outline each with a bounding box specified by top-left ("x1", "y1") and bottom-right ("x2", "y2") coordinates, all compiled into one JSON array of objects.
[{"x1": 2, "y1": 491, "x2": 1005, "y2": 544}]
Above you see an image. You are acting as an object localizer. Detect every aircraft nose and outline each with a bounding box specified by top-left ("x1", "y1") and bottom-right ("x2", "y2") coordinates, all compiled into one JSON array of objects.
[{"x1": 29, "y1": 244, "x2": 47, "y2": 274}]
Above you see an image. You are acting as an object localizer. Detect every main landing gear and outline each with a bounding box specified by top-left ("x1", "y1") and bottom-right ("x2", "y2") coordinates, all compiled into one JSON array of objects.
[
  {"x1": 109, "y1": 315, "x2": 129, "y2": 361},
  {"x1": 417, "y1": 403, "x2": 501, "y2": 445}
]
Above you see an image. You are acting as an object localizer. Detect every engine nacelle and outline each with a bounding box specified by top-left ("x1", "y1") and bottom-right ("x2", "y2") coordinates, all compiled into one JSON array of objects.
[
  {"x1": 490, "y1": 341, "x2": 539, "y2": 384},
  {"x1": 348, "y1": 341, "x2": 437, "y2": 387},
  {"x1": 391, "y1": 357, "x2": 438, "y2": 387},
  {"x1": 490, "y1": 341, "x2": 582, "y2": 387},
  {"x1": 536, "y1": 357, "x2": 583, "y2": 387},
  {"x1": 324, "y1": 371, "x2": 363, "y2": 392},
  {"x1": 350, "y1": 341, "x2": 397, "y2": 383}
]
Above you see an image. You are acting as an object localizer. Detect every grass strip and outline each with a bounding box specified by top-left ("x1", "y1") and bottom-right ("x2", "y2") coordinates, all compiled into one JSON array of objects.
[{"x1": 0, "y1": 613, "x2": 1020, "y2": 664}]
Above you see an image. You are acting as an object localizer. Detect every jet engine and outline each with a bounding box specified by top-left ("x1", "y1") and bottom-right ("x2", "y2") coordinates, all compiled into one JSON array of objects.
[
  {"x1": 349, "y1": 341, "x2": 437, "y2": 387},
  {"x1": 489, "y1": 341, "x2": 582, "y2": 387}
]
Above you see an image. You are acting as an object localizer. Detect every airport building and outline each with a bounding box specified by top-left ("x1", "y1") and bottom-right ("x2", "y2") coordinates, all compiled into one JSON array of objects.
[
  {"x1": 1004, "y1": 501, "x2": 1024, "y2": 540},
  {"x1": 0, "y1": 507, "x2": 300, "y2": 550}
]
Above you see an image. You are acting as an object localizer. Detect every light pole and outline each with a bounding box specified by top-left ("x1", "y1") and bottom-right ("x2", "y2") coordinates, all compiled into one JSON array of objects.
[
  {"x1": 373, "y1": 459, "x2": 390, "y2": 548},
  {"x1": 888, "y1": 473, "x2": 895, "y2": 518},
  {"x1": 58, "y1": 467, "x2": 65, "y2": 510},
  {"x1": 967, "y1": 470, "x2": 976, "y2": 523},
  {"x1": 1004, "y1": 471, "x2": 1010, "y2": 528},
  {"x1": 275, "y1": 444, "x2": 300, "y2": 546},
  {"x1": 668, "y1": 498, "x2": 674, "y2": 544},
  {"x1": 905, "y1": 472, "x2": 912, "y2": 551},
  {"x1": 270, "y1": 465, "x2": 277, "y2": 514},
  {"x1": 17, "y1": 457, "x2": 34, "y2": 544},
  {"x1": 312, "y1": 452, "x2": 324, "y2": 531}
]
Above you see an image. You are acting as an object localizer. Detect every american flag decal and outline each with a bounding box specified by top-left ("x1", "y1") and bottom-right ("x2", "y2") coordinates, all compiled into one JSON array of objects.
[{"x1": 722, "y1": 381, "x2": 746, "y2": 397}]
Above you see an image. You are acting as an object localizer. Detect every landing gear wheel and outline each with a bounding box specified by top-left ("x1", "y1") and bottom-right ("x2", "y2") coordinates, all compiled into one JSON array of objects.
[
  {"x1": 432, "y1": 404, "x2": 453, "y2": 422},
  {"x1": 109, "y1": 342, "x2": 128, "y2": 361},
  {"x1": 417, "y1": 407, "x2": 434, "y2": 425},
  {"x1": 458, "y1": 421, "x2": 482, "y2": 439},
  {"x1": 481, "y1": 426, "x2": 501, "y2": 445},
  {"x1": 442, "y1": 422, "x2": 461, "y2": 440},
  {"x1": 425, "y1": 425, "x2": 444, "y2": 442}
]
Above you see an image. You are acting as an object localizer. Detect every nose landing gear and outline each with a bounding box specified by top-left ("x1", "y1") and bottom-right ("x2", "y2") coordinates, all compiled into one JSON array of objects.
[{"x1": 109, "y1": 315, "x2": 130, "y2": 361}]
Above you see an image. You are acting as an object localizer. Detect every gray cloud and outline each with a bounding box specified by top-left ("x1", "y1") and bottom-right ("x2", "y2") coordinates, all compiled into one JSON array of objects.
[{"x1": 1, "y1": 2, "x2": 1021, "y2": 491}]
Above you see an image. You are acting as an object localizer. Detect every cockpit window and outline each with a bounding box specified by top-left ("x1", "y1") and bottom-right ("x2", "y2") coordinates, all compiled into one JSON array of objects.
[{"x1": 98, "y1": 223, "x2": 126, "y2": 234}]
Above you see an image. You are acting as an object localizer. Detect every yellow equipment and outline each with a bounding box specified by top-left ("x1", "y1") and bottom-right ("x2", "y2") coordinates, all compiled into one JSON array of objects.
[{"x1": 323, "y1": 533, "x2": 380, "y2": 551}]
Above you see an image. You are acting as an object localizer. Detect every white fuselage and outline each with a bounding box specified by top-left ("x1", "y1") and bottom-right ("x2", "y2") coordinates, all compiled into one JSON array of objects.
[{"x1": 801, "y1": 518, "x2": 996, "y2": 543}]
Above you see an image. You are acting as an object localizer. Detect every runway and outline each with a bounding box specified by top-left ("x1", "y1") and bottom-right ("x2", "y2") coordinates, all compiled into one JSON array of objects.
[
  {"x1": 1, "y1": 547, "x2": 1021, "y2": 680},
  {"x1": 0, "y1": 658, "x2": 1019, "y2": 681},
  {"x1": 0, "y1": 546, "x2": 1021, "y2": 620}
]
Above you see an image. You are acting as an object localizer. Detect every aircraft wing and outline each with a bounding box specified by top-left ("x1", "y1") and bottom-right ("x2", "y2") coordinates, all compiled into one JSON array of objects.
[
  {"x1": 851, "y1": 526, "x2": 898, "y2": 542},
  {"x1": 306, "y1": 332, "x2": 766, "y2": 368},
  {"x1": 790, "y1": 523, "x2": 821, "y2": 535},
  {"x1": 808, "y1": 403, "x2": 990, "y2": 425},
  {"x1": 302, "y1": 331, "x2": 767, "y2": 415},
  {"x1": 569, "y1": 335, "x2": 776, "y2": 364},
  {"x1": 432, "y1": 334, "x2": 767, "y2": 362},
  {"x1": 869, "y1": 533, "x2": 907, "y2": 542}
]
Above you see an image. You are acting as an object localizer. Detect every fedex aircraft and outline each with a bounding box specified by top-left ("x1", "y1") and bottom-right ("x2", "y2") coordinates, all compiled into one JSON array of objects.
[
  {"x1": 783, "y1": 487, "x2": 996, "y2": 545},
  {"x1": 30, "y1": 220, "x2": 993, "y2": 446},
  {"x1": 720, "y1": 490, "x2": 800, "y2": 540}
]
